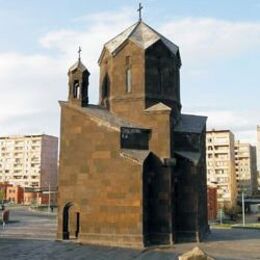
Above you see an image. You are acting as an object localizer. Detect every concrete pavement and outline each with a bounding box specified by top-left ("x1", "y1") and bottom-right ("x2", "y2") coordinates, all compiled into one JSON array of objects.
[
  {"x1": 0, "y1": 206, "x2": 56, "y2": 240},
  {"x1": 0, "y1": 207, "x2": 260, "y2": 259}
]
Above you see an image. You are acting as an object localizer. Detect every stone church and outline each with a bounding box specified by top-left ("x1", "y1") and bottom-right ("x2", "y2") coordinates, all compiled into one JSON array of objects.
[{"x1": 57, "y1": 17, "x2": 209, "y2": 248}]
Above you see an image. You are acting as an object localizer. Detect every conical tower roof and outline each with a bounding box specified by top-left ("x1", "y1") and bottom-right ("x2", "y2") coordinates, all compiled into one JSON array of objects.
[
  {"x1": 68, "y1": 59, "x2": 89, "y2": 74},
  {"x1": 99, "y1": 21, "x2": 180, "y2": 63}
]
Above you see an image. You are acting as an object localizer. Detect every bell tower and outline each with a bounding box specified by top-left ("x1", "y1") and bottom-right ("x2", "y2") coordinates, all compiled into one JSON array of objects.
[
  {"x1": 68, "y1": 47, "x2": 90, "y2": 107},
  {"x1": 98, "y1": 20, "x2": 181, "y2": 121}
]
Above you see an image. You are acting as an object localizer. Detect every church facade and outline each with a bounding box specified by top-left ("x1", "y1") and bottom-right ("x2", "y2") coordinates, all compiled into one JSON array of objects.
[{"x1": 57, "y1": 20, "x2": 209, "y2": 248}]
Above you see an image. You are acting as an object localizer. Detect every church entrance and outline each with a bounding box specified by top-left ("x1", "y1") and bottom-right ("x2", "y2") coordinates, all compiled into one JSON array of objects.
[
  {"x1": 62, "y1": 202, "x2": 80, "y2": 240},
  {"x1": 143, "y1": 154, "x2": 171, "y2": 246}
]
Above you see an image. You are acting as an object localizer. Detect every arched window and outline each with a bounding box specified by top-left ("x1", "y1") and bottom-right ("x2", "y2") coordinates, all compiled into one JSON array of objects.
[
  {"x1": 101, "y1": 74, "x2": 110, "y2": 109},
  {"x1": 73, "y1": 80, "x2": 80, "y2": 98},
  {"x1": 126, "y1": 68, "x2": 132, "y2": 93},
  {"x1": 125, "y1": 56, "x2": 132, "y2": 93}
]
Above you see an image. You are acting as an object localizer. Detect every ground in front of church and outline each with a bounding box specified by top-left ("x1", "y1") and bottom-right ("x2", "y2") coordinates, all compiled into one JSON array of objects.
[{"x1": 0, "y1": 206, "x2": 259, "y2": 260}]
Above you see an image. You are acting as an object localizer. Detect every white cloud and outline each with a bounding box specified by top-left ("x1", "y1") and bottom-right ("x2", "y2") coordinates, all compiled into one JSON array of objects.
[
  {"x1": 0, "y1": 52, "x2": 67, "y2": 136},
  {"x1": 0, "y1": 10, "x2": 134, "y2": 137},
  {"x1": 160, "y1": 18, "x2": 260, "y2": 66},
  {"x1": 39, "y1": 10, "x2": 134, "y2": 64},
  {"x1": 38, "y1": 10, "x2": 135, "y2": 103},
  {"x1": 1, "y1": 11, "x2": 260, "y2": 140}
]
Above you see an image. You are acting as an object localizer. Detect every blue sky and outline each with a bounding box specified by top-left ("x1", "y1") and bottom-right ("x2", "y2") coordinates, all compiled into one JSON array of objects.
[{"x1": 0, "y1": 0, "x2": 260, "y2": 143}]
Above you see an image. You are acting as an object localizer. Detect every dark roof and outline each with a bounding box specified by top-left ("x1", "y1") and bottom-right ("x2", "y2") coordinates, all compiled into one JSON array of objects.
[
  {"x1": 174, "y1": 114, "x2": 207, "y2": 134},
  {"x1": 174, "y1": 151, "x2": 201, "y2": 166},
  {"x1": 68, "y1": 59, "x2": 89, "y2": 73},
  {"x1": 84, "y1": 105, "x2": 146, "y2": 128},
  {"x1": 99, "y1": 21, "x2": 181, "y2": 64},
  {"x1": 60, "y1": 102, "x2": 147, "y2": 130}
]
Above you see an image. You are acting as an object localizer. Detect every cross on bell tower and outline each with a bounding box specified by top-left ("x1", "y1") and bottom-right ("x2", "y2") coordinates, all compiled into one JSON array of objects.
[
  {"x1": 67, "y1": 47, "x2": 90, "y2": 107},
  {"x1": 137, "y1": 3, "x2": 143, "y2": 21},
  {"x1": 78, "y1": 46, "x2": 82, "y2": 61}
]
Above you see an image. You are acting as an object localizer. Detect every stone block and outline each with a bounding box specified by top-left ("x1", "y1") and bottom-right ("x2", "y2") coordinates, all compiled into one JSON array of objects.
[{"x1": 179, "y1": 247, "x2": 215, "y2": 260}]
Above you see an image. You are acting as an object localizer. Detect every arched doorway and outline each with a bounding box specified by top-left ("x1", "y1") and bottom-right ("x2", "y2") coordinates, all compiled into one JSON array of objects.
[
  {"x1": 63, "y1": 202, "x2": 80, "y2": 240},
  {"x1": 143, "y1": 153, "x2": 171, "y2": 246}
]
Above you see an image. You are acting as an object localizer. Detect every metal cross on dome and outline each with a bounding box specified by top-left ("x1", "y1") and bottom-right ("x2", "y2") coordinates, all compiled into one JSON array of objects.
[
  {"x1": 78, "y1": 46, "x2": 82, "y2": 61},
  {"x1": 137, "y1": 3, "x2": 143, "y2": 21}
]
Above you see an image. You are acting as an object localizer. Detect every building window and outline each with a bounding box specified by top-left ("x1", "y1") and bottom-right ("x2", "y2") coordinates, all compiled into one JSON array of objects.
[
  {"x1": 125, "y1": 56, "x2": 132, "y2": 93},
  {"x1": 73, "y1": 80, "x2": 80, "y2": 98},
  {"x1": 126, "y1": 69, "x2": 132, "y2": 93},
  {"x1": 121, "y1": 127, "x2": 150, "y2": 150}
]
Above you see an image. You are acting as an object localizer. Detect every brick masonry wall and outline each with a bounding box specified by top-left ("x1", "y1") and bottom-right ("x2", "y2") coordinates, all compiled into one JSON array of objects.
[{"x1": 57, "y1": 104, "x2": 144, "y2": 247}]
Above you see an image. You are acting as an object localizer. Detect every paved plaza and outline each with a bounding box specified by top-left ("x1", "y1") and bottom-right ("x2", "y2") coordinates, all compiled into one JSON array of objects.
[{"x1": 0, "y1": 207, "x2": 260, "y2": 259}]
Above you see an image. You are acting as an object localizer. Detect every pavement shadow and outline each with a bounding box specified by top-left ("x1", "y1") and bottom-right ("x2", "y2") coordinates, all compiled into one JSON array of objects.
[
  {"x1": 0, "y1": 220, "x2": 20, "y2": 225},
  {"x1": 0, "y1": 238, "x2": 179, "y2": 260}
]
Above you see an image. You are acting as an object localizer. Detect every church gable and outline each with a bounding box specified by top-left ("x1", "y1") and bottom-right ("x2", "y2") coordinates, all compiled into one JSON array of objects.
[
  {"x1": 102, "y1": 22, "x2": 138, "y2": 57},
  {"x1": 59, "y1": 102, "x2": 147, "y2": 185}
]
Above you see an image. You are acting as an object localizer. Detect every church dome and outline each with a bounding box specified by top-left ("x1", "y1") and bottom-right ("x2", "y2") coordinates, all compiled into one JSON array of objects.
[{"x1": 99, "y1": 21, "x2": 181, "y2": 64}]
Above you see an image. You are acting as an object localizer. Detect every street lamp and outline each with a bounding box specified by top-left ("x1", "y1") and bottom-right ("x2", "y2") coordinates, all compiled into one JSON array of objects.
[
  {"x1": 242, "y1": 191, "x2": 245, "y2": 227},
  {"x1": 48, "y1": 183, "x2": 51, "y2": 213},
  {"x1": 241, "y1": 187, "x2": 248, "y2": 227}
]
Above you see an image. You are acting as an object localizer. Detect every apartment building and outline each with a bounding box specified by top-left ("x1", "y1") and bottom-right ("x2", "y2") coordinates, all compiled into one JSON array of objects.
[
  {"x1": 206, "y1": 130, "x2": 237, "y2": 208},
  {"x1": 6, "y1": 185, "x2": 24, "y2": 204},
  {"x1": 0, "y1": 134, "x2": 58, "y2": 189},
  {"x1": 235, "y1": 141, "x2": 257, "y2": 196}
]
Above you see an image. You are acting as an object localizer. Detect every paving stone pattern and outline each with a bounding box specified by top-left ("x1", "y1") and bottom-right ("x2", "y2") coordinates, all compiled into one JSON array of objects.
[{"x1": 1, "y1": 204, "x2": 260, "y2": 259}]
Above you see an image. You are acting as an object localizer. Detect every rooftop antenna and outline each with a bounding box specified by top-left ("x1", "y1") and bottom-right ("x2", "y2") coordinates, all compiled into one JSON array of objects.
[{"x1": 137, "y1": 3, "x2": 143, "y2": 22}]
